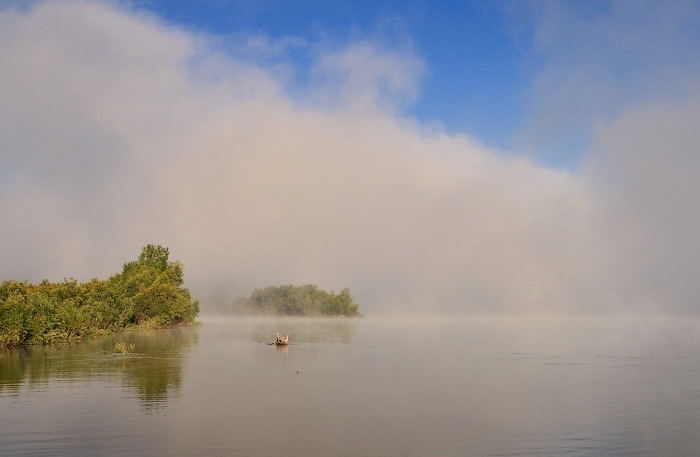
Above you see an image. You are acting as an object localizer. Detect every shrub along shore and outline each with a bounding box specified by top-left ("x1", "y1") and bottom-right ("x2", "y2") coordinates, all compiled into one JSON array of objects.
[{"x1": 0, "y1": 245, "x2": 199, "y2": 349}]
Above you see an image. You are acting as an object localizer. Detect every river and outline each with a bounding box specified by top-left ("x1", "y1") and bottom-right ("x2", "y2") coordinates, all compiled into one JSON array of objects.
[{"x1": 1, "y1": 316, "x2": 699, "y2": 456}]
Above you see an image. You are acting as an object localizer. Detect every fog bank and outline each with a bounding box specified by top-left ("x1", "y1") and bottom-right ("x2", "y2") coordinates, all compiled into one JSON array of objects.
[{"x1": 1, "y1": 1, "x2": 699, "y2": 315}]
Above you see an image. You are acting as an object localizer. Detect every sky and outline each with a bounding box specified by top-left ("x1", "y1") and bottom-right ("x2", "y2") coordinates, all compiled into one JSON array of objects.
[{"x1": 1, "y1": 0, "x2": 700, "y2": 316}]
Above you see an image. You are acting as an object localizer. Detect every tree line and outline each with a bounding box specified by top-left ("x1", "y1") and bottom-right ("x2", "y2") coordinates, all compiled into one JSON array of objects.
[
  {"x1": 232, "y1": 284, "x2": 362, "y2": 317},
  {"x1": 0, "y1": 245, "x2": 199, "y2": 348}
]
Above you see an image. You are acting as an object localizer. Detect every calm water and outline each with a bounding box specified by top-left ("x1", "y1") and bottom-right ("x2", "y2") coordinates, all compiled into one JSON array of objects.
[{"x1": 1, "y1": 316, "x2": 700, "y2": 456}]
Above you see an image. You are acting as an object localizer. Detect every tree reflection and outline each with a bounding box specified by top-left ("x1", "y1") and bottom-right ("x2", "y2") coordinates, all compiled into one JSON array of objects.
[{"x1": 0, "y1": 326, "x2": 199, "y2": 412}]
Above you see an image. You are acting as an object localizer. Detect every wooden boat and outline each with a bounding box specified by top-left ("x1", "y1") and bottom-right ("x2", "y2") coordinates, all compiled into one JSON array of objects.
[{"x1": 274, "y1": 333, "x2": 289, "y2": 346}]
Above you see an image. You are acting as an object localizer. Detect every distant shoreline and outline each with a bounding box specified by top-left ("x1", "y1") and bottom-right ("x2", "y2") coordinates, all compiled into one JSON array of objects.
[{"x1": 231, "y1": 284, "x2": 362, "y2": 317}]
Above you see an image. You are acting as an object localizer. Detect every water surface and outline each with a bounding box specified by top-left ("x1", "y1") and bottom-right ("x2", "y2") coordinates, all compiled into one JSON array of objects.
[{"x1": 1, "y1": 316, "x2": 699, "y2": 456}]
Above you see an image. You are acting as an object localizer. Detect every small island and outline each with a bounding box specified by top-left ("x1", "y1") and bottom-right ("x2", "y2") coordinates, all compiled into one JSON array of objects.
[
  {"x1": 0, "y1": 245, "x2": 199, "y2": 349},
  {"x1": 232, "y1": 284, "x2": 362, "y2": 317}
]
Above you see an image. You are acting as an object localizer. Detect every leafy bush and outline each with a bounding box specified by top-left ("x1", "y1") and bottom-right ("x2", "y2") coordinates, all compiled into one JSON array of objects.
[{"x1": 0, "y1": 245, "x2": 199, "y2": 348}]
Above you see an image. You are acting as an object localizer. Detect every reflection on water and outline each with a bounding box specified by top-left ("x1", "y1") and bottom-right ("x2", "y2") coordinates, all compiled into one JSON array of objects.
[
  {"x1": 214, "y1": 316, "x2": 359, "y2": 344},
  {"x1": 0, "y1": 326, "x2": 199, "y2": 411},
  {"x1": 1, "y1": 316, "x2": 700, "y2": 456}
]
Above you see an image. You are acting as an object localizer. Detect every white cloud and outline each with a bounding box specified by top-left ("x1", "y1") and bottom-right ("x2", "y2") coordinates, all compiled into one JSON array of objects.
[
  {"x1": 513, "y1": 0, "x2": 700, "y2": 163},
  {"x1": 309, "y1": 41, "x2": 426, "y2": 113}
]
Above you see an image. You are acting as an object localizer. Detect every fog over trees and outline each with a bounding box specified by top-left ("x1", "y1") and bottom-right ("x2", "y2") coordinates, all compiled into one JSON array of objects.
[{"x1": 232, "y1": 284, "x2": 361, "y2": 317}]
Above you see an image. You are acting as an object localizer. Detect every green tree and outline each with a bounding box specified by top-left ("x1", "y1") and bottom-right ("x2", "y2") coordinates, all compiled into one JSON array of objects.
[
  {"x1": 0, "y1": 245, "x2": 199, "y2": 348},
  {"x1": 232, "y1": 284, "x2": 361, "y2": 317}
]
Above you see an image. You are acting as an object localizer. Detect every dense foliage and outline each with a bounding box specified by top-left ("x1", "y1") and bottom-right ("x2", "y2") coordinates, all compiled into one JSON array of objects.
[
  {"x1": 232, "y1": 284, "x2": 361, "y2": 316},
  {"x1": 0, "y1": 245, "x2": 199, "y2": 348}
]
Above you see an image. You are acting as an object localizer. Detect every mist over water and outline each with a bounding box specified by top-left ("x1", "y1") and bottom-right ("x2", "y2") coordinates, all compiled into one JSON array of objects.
[{"x1": 2, "y1": 317, "x2": 699, "y2": 456}]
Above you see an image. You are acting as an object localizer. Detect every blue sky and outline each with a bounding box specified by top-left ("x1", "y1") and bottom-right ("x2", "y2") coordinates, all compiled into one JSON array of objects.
[
  {"x1": 4, "y1": 0, "x2": 697, "y2": 169},
  {"x1": 121, "y1": 0, "x2": 700, "y2": 170},
  {"x1": 128, "y1": 0, "x2": 537, "y2": 161}
]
